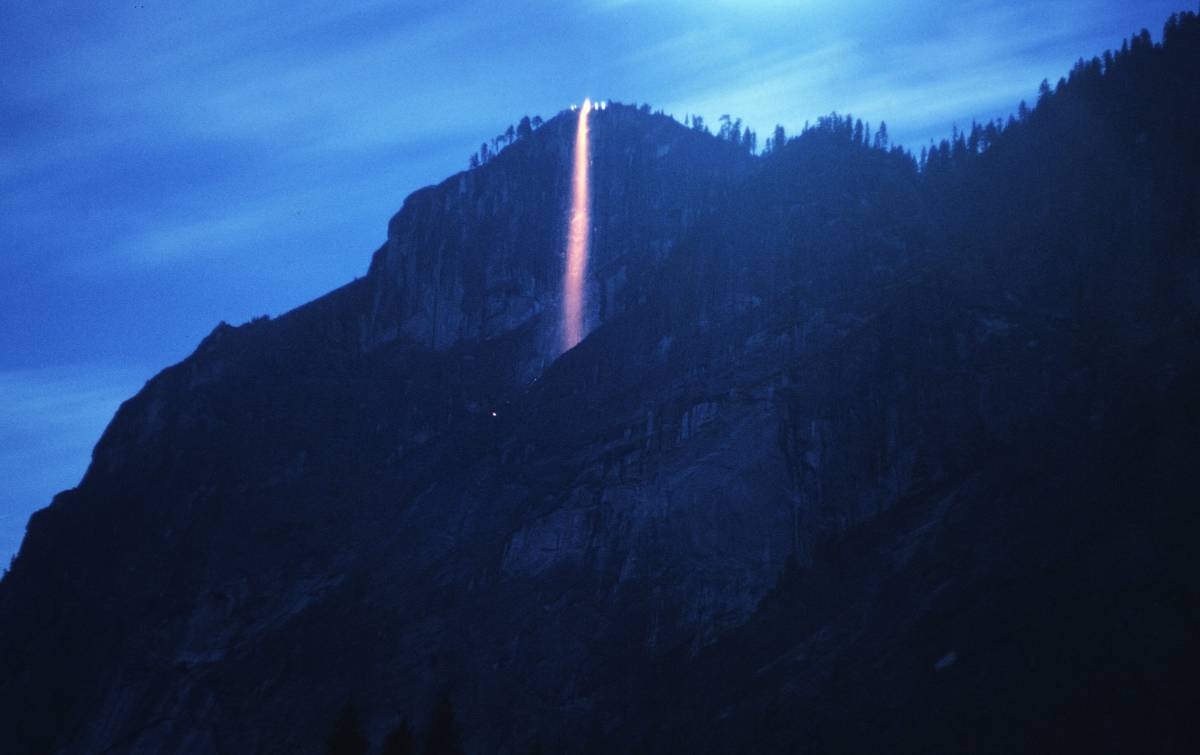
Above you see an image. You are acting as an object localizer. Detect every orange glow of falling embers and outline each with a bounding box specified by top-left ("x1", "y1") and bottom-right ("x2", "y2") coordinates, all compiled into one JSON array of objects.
[{"x1": 563, "y1": 97, "x2": 592, "y2": 352}]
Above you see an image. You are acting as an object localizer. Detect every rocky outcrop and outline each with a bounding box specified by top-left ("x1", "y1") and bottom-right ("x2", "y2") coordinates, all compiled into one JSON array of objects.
[{"x1": 365, "y1": 104, "x2": 754, "y2": 379}]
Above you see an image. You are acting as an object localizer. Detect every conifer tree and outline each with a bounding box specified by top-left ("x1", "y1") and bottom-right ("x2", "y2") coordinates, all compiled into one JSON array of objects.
[
  {"x1": 383, "y1": 720, "x2": 415, "y2": 755},
  {"x1": 326, "y1": 704, "x2": 369, "y2": 755},
  {"x1": 874, "y1": 121, "x2": 889, "y2": 150},
  {"x1": 423, "y1": 698, "x2": 465, "y2": 755}
]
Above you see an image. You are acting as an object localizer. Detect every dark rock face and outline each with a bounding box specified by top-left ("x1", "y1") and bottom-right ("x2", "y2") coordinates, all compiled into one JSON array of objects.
[
  {"x1": 365, "y1": 105, "x2": 752, "y2": 379},
  {"x1": 3, "y1": 15, "x2": 1200, "y2": 754}
]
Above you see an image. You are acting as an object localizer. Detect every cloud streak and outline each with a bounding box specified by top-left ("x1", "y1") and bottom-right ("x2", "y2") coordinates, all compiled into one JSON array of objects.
[{"x1": 0, "y1": 364, "x2": 147, "y2": 565}]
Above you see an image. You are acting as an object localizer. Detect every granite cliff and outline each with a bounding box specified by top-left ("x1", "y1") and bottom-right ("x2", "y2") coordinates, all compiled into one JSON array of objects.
[{"x1": 2, "y1": 14, "x2": 1199, "y2": 754}]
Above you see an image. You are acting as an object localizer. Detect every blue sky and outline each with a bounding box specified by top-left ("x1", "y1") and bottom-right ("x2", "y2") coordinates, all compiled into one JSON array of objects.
[{"x1": 0, "y1": 0, "x2": 1189, "y2": 564}]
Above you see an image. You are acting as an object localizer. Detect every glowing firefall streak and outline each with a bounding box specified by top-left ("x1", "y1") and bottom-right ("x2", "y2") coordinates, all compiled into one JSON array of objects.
[{"x1": 563, "y1": 98, "x2": 592, "y2": 351}]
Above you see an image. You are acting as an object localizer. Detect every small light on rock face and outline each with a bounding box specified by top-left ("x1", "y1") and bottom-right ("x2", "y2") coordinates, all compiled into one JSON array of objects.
[{"x1": 491, "y1": 411, "x2": 498, "y2": 417}]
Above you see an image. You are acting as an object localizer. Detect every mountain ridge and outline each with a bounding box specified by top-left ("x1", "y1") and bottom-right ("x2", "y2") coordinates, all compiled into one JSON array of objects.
[{"x1": 2, "y1": 12, "x2": 1199, "y2": 753}]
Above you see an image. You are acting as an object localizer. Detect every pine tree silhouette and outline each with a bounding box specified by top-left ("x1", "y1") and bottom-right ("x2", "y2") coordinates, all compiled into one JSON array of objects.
[
  {"x1": 326, "y1": 704, "x2": 368, "y2": 755},
  {"x1": 382, "y1": 719, "x2": 415, "y2": 755},
  {"x1": 423, "y1": 697, "x2": 465, "y2": 755}
]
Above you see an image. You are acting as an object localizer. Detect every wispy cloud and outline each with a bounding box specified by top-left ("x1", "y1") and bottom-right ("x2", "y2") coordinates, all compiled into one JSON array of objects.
[
  {"x1": 651, "y1": 0, "x2": 1184, "y2": 146},
  {"x1": 0, "y1": 364, "x2": 148, "y2": 565}
]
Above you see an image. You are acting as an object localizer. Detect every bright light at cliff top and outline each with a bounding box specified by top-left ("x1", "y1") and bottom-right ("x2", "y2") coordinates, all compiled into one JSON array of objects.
[{"x1": 562, "y1": 97, "x2": 593, "y2": 352}]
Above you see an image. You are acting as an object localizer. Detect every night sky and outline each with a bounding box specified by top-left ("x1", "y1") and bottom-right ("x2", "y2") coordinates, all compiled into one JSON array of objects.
[{"x1": 0, "y1": 0, "x2": 1188, "y2": 564}]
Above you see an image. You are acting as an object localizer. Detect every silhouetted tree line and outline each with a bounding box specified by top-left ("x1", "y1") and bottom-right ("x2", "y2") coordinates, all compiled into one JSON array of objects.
[
  {"x1": 905, "y1": 9, "x2": 1200, "y2": 332},
  {"x1": 683, "y1": 112, "x2": 892, "y2": 157},
  {"x1": 684, "y1": 113, "x2": 758, "y2": 154},
  {"x1": 916, "y1": 11, "x2": 1198, "y2": 182},
  {"x1": 469, "y1": 114, "x2": 544, "y2": 168},
  {"x1": 634, "y1": 10, "x2": 1200, "y2": 381},
  {"x1": 466, "y1": 10, "x2": 1199, "y2": 188},
  {"x1": 326, "y1": 697, "x2": 465, "y2": 755}
]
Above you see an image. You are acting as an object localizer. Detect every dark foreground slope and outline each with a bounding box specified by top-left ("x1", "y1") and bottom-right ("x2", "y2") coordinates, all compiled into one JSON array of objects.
[{"x1": 2, "y1": 13, "x2": 1199, "y2": 754}]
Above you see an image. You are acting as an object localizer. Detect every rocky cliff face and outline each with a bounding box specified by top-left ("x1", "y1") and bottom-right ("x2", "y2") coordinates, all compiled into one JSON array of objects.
[
  {"x1": 365, "y1": 104, "x2": 752, "y2": 379},
  {"x1": 2, "y1": 16, "x2": 1200, "y2": 754}
]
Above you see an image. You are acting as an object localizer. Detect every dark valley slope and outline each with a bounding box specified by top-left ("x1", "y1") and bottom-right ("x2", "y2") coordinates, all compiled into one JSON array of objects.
[{"x1": 2, "y1": 13, "x2": 1199, "y2": 755}]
